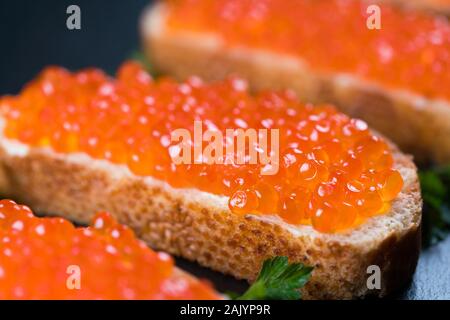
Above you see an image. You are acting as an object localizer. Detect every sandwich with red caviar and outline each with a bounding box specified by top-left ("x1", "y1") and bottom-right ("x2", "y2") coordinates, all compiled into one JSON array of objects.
[
  {"x1": 0, "y1": 199, "x2": 219, "y2": 299},
  {"x1": 0, "y1": 62, "x2": 421, "y2": 299},
  {"x1": 142, "y1": 0, "x2": 450, "y2": 164}
]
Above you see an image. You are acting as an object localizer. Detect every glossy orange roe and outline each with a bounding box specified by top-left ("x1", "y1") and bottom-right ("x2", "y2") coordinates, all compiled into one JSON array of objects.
[
  {"x1": 0, "y1": 199, "x2": 218, "y2": 299},
  {"x1": 0, "y1": 61, "x2": 403, "y2": 233},
  {"x1": 165, "y1": 0, "x2": 450, "y2": 101}
]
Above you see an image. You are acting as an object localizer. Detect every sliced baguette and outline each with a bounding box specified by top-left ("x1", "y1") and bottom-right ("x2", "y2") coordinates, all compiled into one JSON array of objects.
[
  {"x1": 142, "y1": 3, "x2": 450, "y2": 165},
  {"x1": 0, "y1": 118, "x2": 421, "y2": 299}
]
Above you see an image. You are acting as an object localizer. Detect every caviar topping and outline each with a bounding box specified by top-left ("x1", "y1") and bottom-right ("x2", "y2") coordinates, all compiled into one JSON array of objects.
[
  {"x1": 0, "y1": 61, "x2": 403, "y2": 232},
  {"x1": 0, "y1": 199, "x2": 217, "y2": 299},
  {"x1": 165, "y1": 0, "x2": 450, "y2": 101}
]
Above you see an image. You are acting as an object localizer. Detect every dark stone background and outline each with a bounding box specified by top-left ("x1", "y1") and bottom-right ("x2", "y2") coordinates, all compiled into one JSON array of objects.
[{"x1": 0, "y1": 0, "x2": 449, "y2": 299}]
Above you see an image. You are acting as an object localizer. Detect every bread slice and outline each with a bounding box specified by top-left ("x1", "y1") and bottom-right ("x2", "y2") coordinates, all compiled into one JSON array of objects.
[
  {"x1": 142, "y1": 3, "x2": 450, "y2": 165},
  {"x1": 0, "y1": 114, "x2": 422, "y2": 299}
]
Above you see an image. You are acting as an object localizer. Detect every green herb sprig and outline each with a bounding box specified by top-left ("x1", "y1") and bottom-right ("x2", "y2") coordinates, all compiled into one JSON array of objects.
[
  {"x1": 236, "y1": 256, "x2": 313, "y2": 300},
  {"x1": 419, "y1": 165, "x2": 450, "y2": 247}
]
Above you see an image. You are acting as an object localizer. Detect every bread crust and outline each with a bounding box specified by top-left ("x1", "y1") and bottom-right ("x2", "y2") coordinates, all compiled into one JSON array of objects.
[
  {"x1": 0, "y1": 131, "x2": 422, "y2": 299},
  {"x1": 142, "y1": 4, "x2": 450, "y2": 165}
]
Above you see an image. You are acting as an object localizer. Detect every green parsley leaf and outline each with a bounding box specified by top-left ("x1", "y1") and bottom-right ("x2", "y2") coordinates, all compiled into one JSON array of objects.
[
  {"x1": 419, "y1": 165, "x2": 450, "y2": 247},
  {"x1": 237, "y1": 256, "x2": 313, "y2": 300}
]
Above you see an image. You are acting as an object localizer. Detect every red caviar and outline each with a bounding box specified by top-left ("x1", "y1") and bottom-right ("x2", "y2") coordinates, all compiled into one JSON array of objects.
[
  {"x1": 165, "y1": 0, "x2": 450, "y2": 101},
  {"x1": 0, "y1": 61, "x2": 403, "y2": 232},
  {"x1": 0, "y1": 199, "x2": 218, "y2": 299}
]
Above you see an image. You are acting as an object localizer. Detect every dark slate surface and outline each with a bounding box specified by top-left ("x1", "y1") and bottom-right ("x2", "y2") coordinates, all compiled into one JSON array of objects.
[
  {"x1": 399, "y1": 236, "x2": 450, "y2": 300},
  {"x1": 1, "y1": 0, "x2": 449, "y2": 300}
]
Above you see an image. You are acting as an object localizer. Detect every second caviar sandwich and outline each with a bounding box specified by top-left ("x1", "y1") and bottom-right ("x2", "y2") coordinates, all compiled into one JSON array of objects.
[
  {"x1": 0, "y1": 199, "x2": 219, "y2": 299},
  {"x1": 0, "y1": 61, "x2": 421, "y2": 299},
  {"x1": 142, "y1": 0, "x2": 450, "y2": 164}
]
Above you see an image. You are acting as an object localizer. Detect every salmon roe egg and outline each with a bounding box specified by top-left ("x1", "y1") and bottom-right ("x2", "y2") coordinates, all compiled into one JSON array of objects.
[
  {"x1": 0, "y1": 61, "x2": 403, "y2": 233},
  {"x1": 166, "y1": 0, "x2": 450, "y2": 101},
  {"x1": 0, "y1": 199, "x2": 218, "y2": 299}
]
